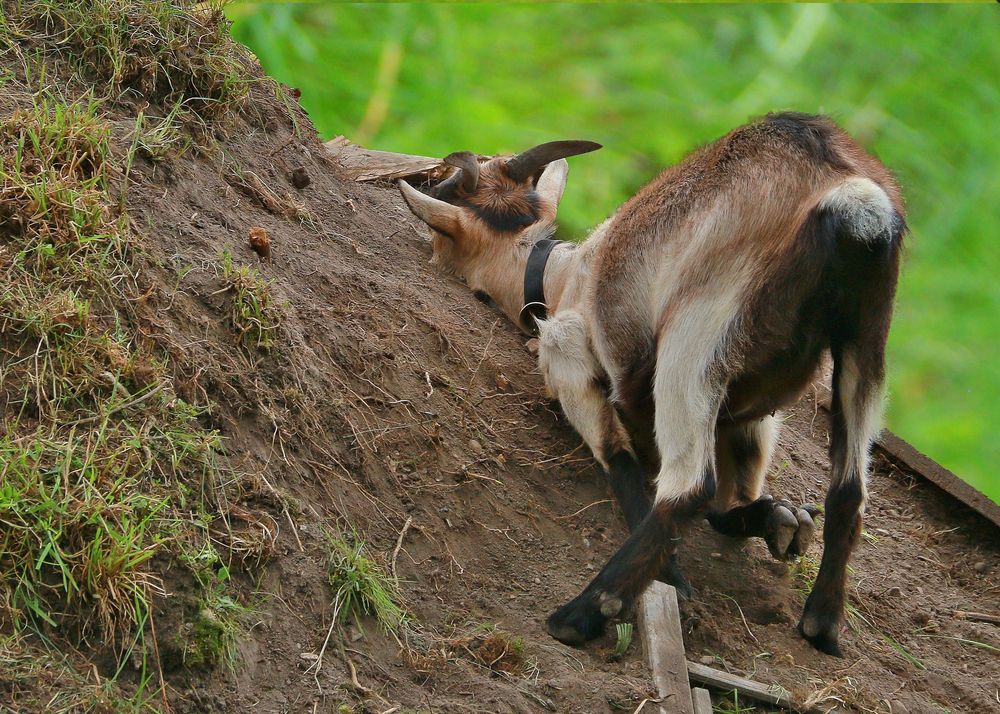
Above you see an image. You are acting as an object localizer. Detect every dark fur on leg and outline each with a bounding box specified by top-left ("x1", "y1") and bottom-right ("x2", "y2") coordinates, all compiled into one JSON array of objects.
[
  {"x1": 547, "y1": 476, "x2": 714, "y2": 646},
  {"x1": 798, "y1": 478, "x2": 863, "y2": 656},
  {"x1": 605, "y1": 450, "x2": 695, "y2": 597},
  {"x1": 605, "y1": 450, "x2": 652, "y2": 531}
]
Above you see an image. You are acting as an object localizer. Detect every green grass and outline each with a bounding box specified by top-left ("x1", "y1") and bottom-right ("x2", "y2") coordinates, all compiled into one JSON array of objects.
[
  {"x1": 2, "y1": 0, "x2": 250, "y2": 120},
  {"x1": 229, "y1": 2, "x2": 1000, "y2": 505},
  {"x1": 326, "y1": 531, "x2": 406, "y2": 634},
  {"x1": 714, "y1": 690, "x2": 757, "y2": 714},
  {"x1": 611, "y1": 621, "x2": 633, "y2": 659},
  {"x1": 219, "y1": 250, "x2": 281, "y2": 351},
  {"x1": 791, "y1": 554, "x2": 926, "y2": 671},
  {"x1": 0, "y1": 1, "x2": 267, "y2": 704}
]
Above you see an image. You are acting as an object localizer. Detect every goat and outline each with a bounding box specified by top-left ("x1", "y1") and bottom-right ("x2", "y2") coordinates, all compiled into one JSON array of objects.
[{"x1": 398, "y1": 112, "x2": 905, "y2": 657}]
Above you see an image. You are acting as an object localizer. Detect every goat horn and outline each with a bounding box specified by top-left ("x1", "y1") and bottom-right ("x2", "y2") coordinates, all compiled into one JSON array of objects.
[
  {"x1": 505, "y1": 140, "x2": 602, "y2": 183},
  {"x1": 442, "y1": 151, "x2": 480, "y2": 194}
]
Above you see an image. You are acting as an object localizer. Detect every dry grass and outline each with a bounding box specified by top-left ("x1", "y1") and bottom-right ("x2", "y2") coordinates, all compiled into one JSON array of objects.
[
  {"x1": 0, "y1": 2, "x2": 270, "y2": 707},
  {"x1": 1, "y1": 0, "x2": 251, "y2": 119}
]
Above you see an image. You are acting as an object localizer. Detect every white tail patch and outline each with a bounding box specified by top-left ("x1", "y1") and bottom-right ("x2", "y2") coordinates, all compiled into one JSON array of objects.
[{"x1": 818, "y1": 177, "x2": 894, "y2": 244}]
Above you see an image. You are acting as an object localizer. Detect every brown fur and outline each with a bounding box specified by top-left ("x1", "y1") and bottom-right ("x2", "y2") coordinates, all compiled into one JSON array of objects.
[{"x1": 400, "y1": 112, "x2": 906, "y2": 656}]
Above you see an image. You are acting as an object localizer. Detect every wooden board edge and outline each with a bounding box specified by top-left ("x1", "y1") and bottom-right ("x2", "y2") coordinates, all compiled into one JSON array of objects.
[
  {"x1": 875, "y1": 430, "x2": 1000, "y2": 529},
  {"x1": 691, "y1": 687, "x2": 713, "y2": 714},
  {"x1": 807, "y1": 367, "x2": 1000, "y2": 530},
  {"x1": 640, "y1": 582, "x2": 695, "y2": 714}
]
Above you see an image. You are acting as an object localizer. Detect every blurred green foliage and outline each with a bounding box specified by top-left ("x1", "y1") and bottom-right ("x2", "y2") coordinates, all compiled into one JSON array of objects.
[{"x1": 229, "y1": 3, "x2": 998, "y2": 503}]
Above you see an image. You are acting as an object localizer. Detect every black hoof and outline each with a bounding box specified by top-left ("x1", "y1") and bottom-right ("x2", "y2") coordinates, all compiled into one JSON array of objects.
[
  {"x1": 657, "y1": 555, "x2": 695, "y2": 600},
  {"x1": 546, "y1": 593, "x2": 610, "y2": 646},
  {"x1": 798, "y1": 618, "x2": 844, "y2": 657}
]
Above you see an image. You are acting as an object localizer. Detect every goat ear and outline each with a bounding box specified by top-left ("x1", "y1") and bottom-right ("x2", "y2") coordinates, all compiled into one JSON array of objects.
[
  {"x1": 536, "y1": 158, "x2": 569, "y2": 207},
  {"x1": 398, "y1": 180, "x2": 462, "y2": 237}
]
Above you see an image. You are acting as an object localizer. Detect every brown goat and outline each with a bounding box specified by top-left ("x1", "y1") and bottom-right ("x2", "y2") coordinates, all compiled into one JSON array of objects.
[{"x1": 399, "y1": 113, "x2": 905, "y2": 657}]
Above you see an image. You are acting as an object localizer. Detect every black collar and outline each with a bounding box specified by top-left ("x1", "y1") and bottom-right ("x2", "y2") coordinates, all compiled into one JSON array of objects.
[{"x1": 519, "y1": 238, "x2": 561, "y2": 334}]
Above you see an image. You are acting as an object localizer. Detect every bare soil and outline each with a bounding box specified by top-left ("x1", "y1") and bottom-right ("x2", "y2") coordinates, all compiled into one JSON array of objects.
[{"x1": 5, "y1": 58, "x2": 998, "y2": 714}]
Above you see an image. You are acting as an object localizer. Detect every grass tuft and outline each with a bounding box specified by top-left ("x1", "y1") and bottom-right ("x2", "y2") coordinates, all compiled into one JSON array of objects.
[
  {"x1": 219, "y1": 250, "x2": 281, "y2": 351},
  {"x1": 611, "y1": 622, "x2": 633, "y2": 659},
  {"x1": 714, "y1": 689, "x2": 757, "y2": 714},
  {"x1": 327, "y1": 531, "x2": 406, "y2": 634},
  {"x1": 2, "y1": 0, "x2": 251, "y2": 119}
]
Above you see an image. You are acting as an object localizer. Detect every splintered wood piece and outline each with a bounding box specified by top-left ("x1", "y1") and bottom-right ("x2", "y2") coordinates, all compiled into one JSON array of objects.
[
  {"x1": 324, "y1": 135, "x2": 452, "y2": 184},
  {"x1": 953, "y1": 610, "x2": 1000, "y2": 625},
  {"x1": 640, "y1": 582, "x2": 694, "y2": 714},
  {"x1": 691, "y1": 687, "x2": 713, "y2": 714},
  {"x1": 686, "y1": 661, "x2": 794, "y2": 708}
]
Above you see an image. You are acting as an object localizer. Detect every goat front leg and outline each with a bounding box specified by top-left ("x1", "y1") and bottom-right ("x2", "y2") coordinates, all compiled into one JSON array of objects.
[
  {"x1": 546, "y1": 335, "x2": 722, "y2": 645},
  {"x1": 799, "y1": 345, "x2": 884, "y2": 656},
  {"x1": 538, "y1": 314, "x2": 692, "y2": 596}
]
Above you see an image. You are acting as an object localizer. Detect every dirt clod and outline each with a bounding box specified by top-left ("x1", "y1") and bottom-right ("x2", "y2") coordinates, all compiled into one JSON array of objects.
[
  {"x1": 289, "y1": 165, "x2": 311, "y2": 188},
  {"x1": 249, "y1": 225, "x2": 271, "y2": 259}
]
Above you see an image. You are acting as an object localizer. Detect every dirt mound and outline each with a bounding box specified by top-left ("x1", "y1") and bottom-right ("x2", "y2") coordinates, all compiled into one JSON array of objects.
[{"x1": 2, "y1": 6, "x2": 997, "y2": 714}]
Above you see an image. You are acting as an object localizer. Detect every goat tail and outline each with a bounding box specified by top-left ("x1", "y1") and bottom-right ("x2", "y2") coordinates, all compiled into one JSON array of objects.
[{"x1": 816, "y1": 176, "x2": 903, "y2": 246}]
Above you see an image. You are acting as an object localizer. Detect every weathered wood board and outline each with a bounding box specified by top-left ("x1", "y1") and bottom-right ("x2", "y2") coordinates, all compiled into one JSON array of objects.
[
  {"x1": 691, "y1": 687, "x2": 713, "y2": 714},
  {"x1": 640, "y1": 582, "x2": 695, "y2": 714},
  {"x1": 324, "y1": 135, "x2": 452, "y2": 184},
  {"x1": 876, "y1": 431, "x2": 1000, "y2": 529}
]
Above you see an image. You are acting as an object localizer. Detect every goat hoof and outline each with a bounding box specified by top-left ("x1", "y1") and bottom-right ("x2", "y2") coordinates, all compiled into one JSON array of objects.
[
  {"x1": 766, "y1": 500, "x2": 820, "y2": 560},
  {"x1": 657, "y1": 556, "x2": 696, "y2": 600},
  {"x1": 788, "y1": 506, "x2": 817, "y2": 558},
  {"x1": 798, "y1": 616, "x2": 844, "y2": 657},
  {"x1": 546, "y1": 593, "x2": 609, "y2": 646},
  {"x1": 798, "y1": 594, "x2": 845, "y2": 657},
  {"x1": 764, "y1": 504, "x2": 798, "y2": 559}
]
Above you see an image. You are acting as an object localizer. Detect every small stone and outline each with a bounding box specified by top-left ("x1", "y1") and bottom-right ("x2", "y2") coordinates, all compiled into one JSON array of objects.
[
  {"x1": 289, "y1": 166, "x2": 311, "y2": 189},
  {"x1": 699, "y1": 655, "x2": 715, "y2": 665},
  {"x1": 525, "y1": 338, "x2": 539, "y2": 354},
  {"x1": 468, "y1": 438, "x2": 484, "y2": 455},
  {"x1": 534, "y1": 577, "x2": 541, "y2": 584},
  {"x1": 886, "y1": 586, "x2": 903, "y2": 599},
  {"x1": 711, "y1": 552, "x2": 722, "y2": 559},
  {"x1": 586, "y1": 563, "x2": 595, "y2": 571},
  {"x1": 973, "y1": 561, "x2": 988, "y2": 574},
  {"x1": 299, "y1": 652, "x2": 319, "y2": 661}
]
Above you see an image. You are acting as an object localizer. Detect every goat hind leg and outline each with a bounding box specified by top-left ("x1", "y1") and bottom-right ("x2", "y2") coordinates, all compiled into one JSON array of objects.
[
  {"x1": 707, "y1": 417, "x2": 819, "y2": 559},
  {"x1": 799, "y1": 346, "x2": 883, "y2": 656}
]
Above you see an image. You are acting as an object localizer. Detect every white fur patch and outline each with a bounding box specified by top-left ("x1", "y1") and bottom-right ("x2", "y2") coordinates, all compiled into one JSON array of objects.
[
  {"x1": 835, "y1": 351, "x2": 885, "y2": 495},
  {"x1": 538, "y1": 311, "x2": 621, "y2": 466},
  {"x1": 651, "y1": 286, "x2": 743, "y2": 503},
  {"x1": 818, "y1": 177, "x2": 894, "y2": 243}
]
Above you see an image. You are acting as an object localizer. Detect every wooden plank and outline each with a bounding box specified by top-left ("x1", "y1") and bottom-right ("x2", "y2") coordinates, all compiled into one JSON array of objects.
[
  {"x1": 640, "y1": 582, "x2": 694, "y2": 714},
  {"x1": 876, "y1": 431, "x2": 1000, "y2": 529},
  {"x1": 686, "y1": 662, "x2": 855, "y2": 713},
  {"x1": 324, "y1": 135, "x2": 452, "y2": 184},
  {"x1": 686, "y1": 661, "x2": 794, "y2": 708},
  {"x1": 691, "y1": 687, "x2": 713, "y2": 714}
]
